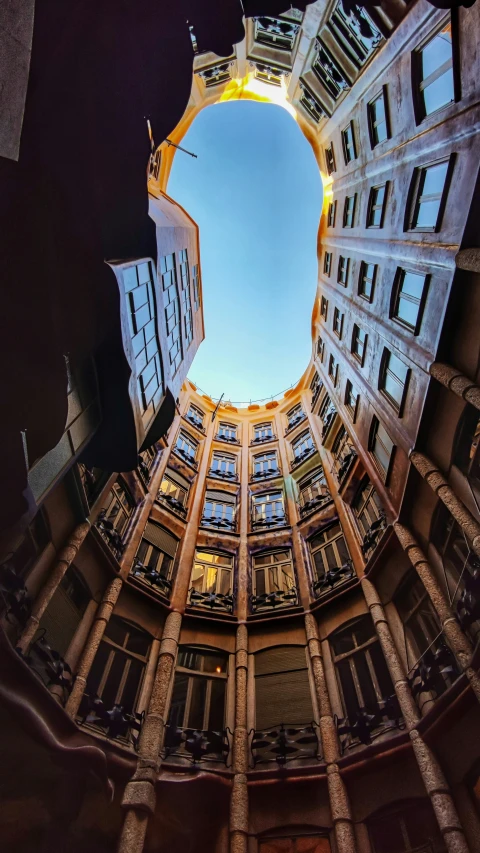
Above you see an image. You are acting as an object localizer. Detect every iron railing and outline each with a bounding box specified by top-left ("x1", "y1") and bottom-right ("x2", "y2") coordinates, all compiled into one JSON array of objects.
[
  {"x1": 156, "y1": 490, "x2": 187, "y2": 517},
  {"x1": 250, "y1": 722, "x2": 321, "y2": 767},
  {"x1": 200, "y1": 515, "x2": 236, "y2": 532},
  {"x1": 79, "y1": 694, "x2": 143, "y2": 749},
  {"x1": 312, "y1": 560, "x2": 355, "y2": 598},
  {"x1": 95, "y1": 511, "x2": 125, "y2": 560},
  {"x1": 251, "y1": 587, "x2": 298, "y2": 613},
  {"x1": 18, "y1": 631, "x2": 73, "y2": 704},
  {"x1": 290, "y1": 445, "x2": 316, "y2": 471},
  {"x1": 163, "y1": 725, "x2": 231, "y2": 765},
  {"x1": 131, "y1": 560, "x2": 172, "y2": 597},
  {"x1": 335, "y1": 696, "x2": 404, "y2": 753},
  {"x1": 189, "y1": 588, "x2": 235, "y2": 614}
]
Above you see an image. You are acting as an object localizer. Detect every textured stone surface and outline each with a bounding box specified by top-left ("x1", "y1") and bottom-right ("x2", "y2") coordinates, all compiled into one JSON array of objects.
[
  {"x1": 230, "y1": 774, "x2": 248, "y2": 833},
  {"x1": 121, "y1": 780, "x2": 156, "y2": 815},
  {"x1": 116, "y1": 808, "x2": 150, "y2": 853},
  {"x1": 455, "y1": 248, "x2": 480, "y2": 273},
  {"x1": 0, "y1": 0, "x2": 35, "y2": 160}
]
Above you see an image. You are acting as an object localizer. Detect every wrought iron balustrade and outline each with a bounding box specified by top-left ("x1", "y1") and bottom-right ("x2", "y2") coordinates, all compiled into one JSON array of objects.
[
  {"x1": 200, "y1": 515, "x2": 236, "y2": 532},
  {"x1": 321, "y1": 407, "x2": 337, "y2": 440},
  {"x1": 17, "y1": 632, "x2": 73, "y2": 703},
  {"x1": 251, "y1": 722, "x2": 321, "y2": 767},
  {"x1": 95, "y1": 510, "x2": 125, "y2": 559},
  {"x1": 251, "y1": 468, "x2": 280, "y2": 481},
  {"x1": 215, "y1": 433, "x2": 239, "y2": 444},
  {"x1": 185, "y1": 414, "x2": 205, "y2": 433},
  {"x1": 131, "y1": 560, "x2": 172, "y2": 596},
  {"x1": 336, "y1": 448, "x2": 357, "y2": 482},
  {"x1": 163, "y1": 725, "x2": 231, "y2": 765},
  {"x1": 312, "y1": 560, "x2": 354, "y2": 597},
  {"x1": 251, "y1": 513, "x2": 287, "y2": 530},
  {"x1": 208, "y1": 468, "x2": 238, "y2": 481},
  {"x1": 285, "y1": 414, "x2": 307, "y2": 435},
  {"x1": 408, "y1": 642, "x2": 460, "y2": 707},
  {"x1": 189, "y1": 588, "x2": 235, "y2": 614},
  {"x1": 335, "y1": 695, "x2": 404, "y2": 752},
  {"x1": 174, "y1": 446, "x2": 199, "y2": 468},
  {"x1": 251, "y1": 434, "x2": 277, "y2": 445},
  {"x1": 290, "y1": 446, "x2": 316, "y2": 470},
  {"x1": 361, "y1": 512, "x2": 387, "y2": 557},
  {"x1": 79, "y1": 693, "x2": 143, "y2": 748},
  {"x1": 299, "y1": 81, "x2": 324, "y2": 124},
  {"x1": 456, "y1": 557, "x2": 480, "y2": 631},
  {"x1": 253, "y1": 16, "x2": 299, "y2": 51},
  {"x1": 156, "y1": 490, "x2": 187, "y2": 517},
  {"x1": 298, "y1": 491, "x2": 331, "y2": 518},
  {"x1": 137, "y1": 457, "x2": 153, "y2": 484},
  {"x1": 311, "y1": 384, "x2": 323, "y2": 409},
  {"x1": 251, "y1": 586, "x2": 298, "y2": 613},
  {"x1": 78, "y1": 463, "x2": 105, "y2": 506},
  {"x1": 0, "y1": 557, "x2": 32, "y2": 626}
]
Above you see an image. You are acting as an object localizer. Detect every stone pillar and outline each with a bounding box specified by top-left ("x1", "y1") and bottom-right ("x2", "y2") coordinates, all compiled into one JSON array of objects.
[
  {"x1": 410, "y1": 451, "x2": 480, "y2": 558},
  {"x1": 305, "y1": 613, "x2": 357, "y2": 853},
  {"x1": 117, "y1": 610, "x2": 183, "y2": 853},
  {"x1": 361, "y1": 577, "x2": 471, "y2": 853},
  {"x1": 455, "y1": 248, "x2": 480, "y2": 273},
  {"x1": 65, "y1": 577, "x2": 123, "y2": 717},
  {"x1": 17, "y1": 521, "x2": 90, "y2": 652},
  {"x1": 429, "y1": 363, "x2": 480, "y2": 411},
  {"x1": 230, "y1": 623, "x2": 249, "y2": 853},
  {"x1": 394, "y1": 523, "x2": 480, "y2": 702}
]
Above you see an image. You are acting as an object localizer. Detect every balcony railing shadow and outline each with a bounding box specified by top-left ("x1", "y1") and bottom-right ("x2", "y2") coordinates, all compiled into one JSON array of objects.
[
  {"x1": 250, "y1": 721, "x2": 322, "y2": 768},
  {"x1": 130, "y1": 559, "x2": 172, "y2": 597},
  {"x1": 215, "y1": 434, "x2": 240, "y2": 445},
  {"x1": 162, "y1": 725, "x2": 231, "y2": 765},
  {"x1": 174, "y1": 447, "x2": 199, "y2": 469},
  {"x1": 335, "y1": 696, "x2": 404, "y2": 754},
  {"x1": 189, "y1": 588, "x2": 235, "y2": 614},
  {"x1": 250, "y1": 587, "x2": 298, "y2": 613},
  {"x1": 290, "y1": 446, "x2": 317, "y2": 471},
  {"x1": 208, "y1": 469, "x2": 238, "y2": 482},
  {"x1": 251, "y1": 434, "x2": 277, "y2": 446},
  {"x1": 312, "y1": 560, "x2": 355, "y2": 599},
  {"x1": 251, "y1": 469, "x2": 281, "y2": 482},
  {"x1": 298, "y1": 491, "x2": 332, "y2": 519}
]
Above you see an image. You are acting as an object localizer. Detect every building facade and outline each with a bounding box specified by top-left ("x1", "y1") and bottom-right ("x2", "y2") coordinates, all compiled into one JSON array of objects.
[{"x1": 1, "y1": 1, "x2": 480, "y2": 853}]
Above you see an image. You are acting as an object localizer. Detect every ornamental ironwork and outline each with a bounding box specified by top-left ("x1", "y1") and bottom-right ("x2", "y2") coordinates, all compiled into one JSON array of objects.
[
  {"x1": 80, "y1": 694, "x2": 144, "y2": 748},
  {"x1": 95, "y1": 510, "x2": 125, "y2": 559},
  {"x1": 251, "y1": 469, "x2": 280, "y2": 481},
  {"x1": 200, "y1": 515, "x2": 236, "y2": 532},
  {"x1": 215, "y1": 433, "x2": 239, "y2": 444},
  {"x1": 251, "y1": 586, "x2": 298, "y2": 612},
  {"x1": 299, "y1": 492, "x2": 332, "y2": 518},
  {"x1": 361, "y1": 511, "x2": 387, "y2": 556},
  {"x1": 321, "y1": 404, "x2": 337, "y2": 440},
  {"x1": 456, "y1": 558, "x2": 480, "y2": 631},
  {"x1": 156, "y1": 490, "x2": 187, "y2": 516},
  {"x1": 209, "y1": 468, "x2": 238, "y2": 481},
  {"x1": 0, "y1": 558, "x2": 31, "y2": 625},
  {"x1": 163, "y1": 725, "x2": 231, "y2": 765},
  {"x1": 185, "y1": 413, "x2": 205, "y2": 433},
  {"x1": 335, "y1": 695, "x2": 404, "y2": 751},
  {"x1": 313, "y1": 40, "x2": 349, "y2": 101},
  {"x1": 408, "y1": 642, "x2": 459, "y2": 703},
  {"x1": 299, "y1": 80, "x2": 325, "y2": 124},
  {"x1": 250, "y1": 722, "x2": 321, "y2": 767},
  {"x1": 131, "y1": 560, "x2": 172, "y2": 596},
  {"x1": 312, "y1": 559, "x2": 354, "y2": 597},
  {"x1": 198, "y1": 63, "x2": 233, "y2": 88},
  {"x1": 251, "y1": 434, "x2": 277, "y2": 445},
  {"x1": 174, "y1": 446, "x2": 199, "y2": 468},
  {"x1": 251, "y1": 513, "x2": 287, "y2": 530},
  {"x1": 253, "y1": 16, "x2": 300, "y2": 51},
  {"x1": 290, "y1": 445, "x2": 316, "y2": 470},
  {"x1": 337, "y1": 448, "x2": 357, "y2": 482},
  {"x1": 189, "y1": 588, "x2": 235, "y2": 614},
  {"x1": 285, "y1": 412, "x2": 307, "y2": 434},
  {"x1": 18, "y1": 632, "x2": 73, "y2": 703}
]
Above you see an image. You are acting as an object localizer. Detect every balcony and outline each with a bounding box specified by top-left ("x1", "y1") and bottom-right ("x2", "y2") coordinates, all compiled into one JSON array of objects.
[
  {"x1": 79, "y1": 693, "x2": 143, "y2": 749},
  {"x1": 336, "y1": 448, "x2": 357, "y2": 483},
  {"x1": 95, "y1": 511, "x2": 126, "y2": 560},
  {"x1": 408, "y1": 641, "x2": 460, "y2": 712},
  {"x1": 251, "y1": 433, "x2": 277, "y2": 446},
  {"x1": 130, "y1": 559, "x2": 172, "y2": 597},
  {"x1": 311, "y1": 383, "x2": 323, "y2": 410},
  {"x1": 198, "y1": 62, "x2": 232, "y2": 88},
  {"x1": 312, "y1": 560, "x2": 355, "y2": 598},
  {"x1": 335, "y1": 695, "x2": 404, "y2": 753},
  {"x1": 251, "y1": 468, "x2": 281, "y2": 483},
  {"x1": 173, "y1": 446, "x2": 198, "y2": 469},
  {"x1": 253, "y1": 16, "x2": 299, "y2": 51},
  {"x1": 251, "y1": 586, "x2": 298, "y2": 613},
  {"x1": 285, "y1": 413, "x2": 307, "y2": 435},
  {"x1": 200, "y1": 515, "x2": 236, "y2": 533},
  {"x1": 299, "y1": 81, "x2": 324, "y2": 124},
  {"x1": 189, "y1": 588, "x2": 235, "y2": 614},
  {"x1": 290, "y1": 445, "x2": 316, "y2": 472},
  {"x1": 156, "y1": 490, "x2": 187, "y2": 518},
  {"x1": 18, "y1": 632, "x2": 73, "y2": 704},
  {"x1": 137, "y1": 456, "x2": 153, "y2": 486},
  {"x1": 361, "y1": 512, "x2": 387, "y2": 558},
  {"x1": 456, "y1": 556, "x2": 480, "y2": 632},
  {"x1": 298, "y1": 491, "x2": 331, "y2": 520},
  {"x1": 251, "y1": 722, "x2": 321, "y2": 768},
  {"x1": 185, "y1": 413, "x2": 205, "y2": 434},
  {"x1": 251, "y1": 512, "x2": 287, "y2": 531},
  {"x1": 163, "y1": 725, "x2": 231, "y2": 765},
  {"x1": 215, "y1": 433, "x2": 239, "y2": 445},
  {"x1": 321, "y1": 404, "x2": 337, "y2": 441},
  {"x1": 208, "y1": 468, "x2": 238, "y2": 482},
  {"x1": 253, "y1": 62, "x2": 286, "y2": 86}
]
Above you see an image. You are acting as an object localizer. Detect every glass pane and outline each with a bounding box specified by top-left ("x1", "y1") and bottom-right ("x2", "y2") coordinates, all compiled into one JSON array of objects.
[
  {"x1": 105, "y1": 618, "x2": 128, "y2": 648},
  {"x1": 353, "y1": 653, "x2": 378, "y2": 709},
  {"x1": 219, "y1": 569, "x2": 231, "y2": 595},
  {"x1": 188, "y1": 677, "x2": 207, "y2": 729},
  {"x1": 209, "y1": 679, "x2": 226, "y2": 731},
  {"x1": 337, "y1": 659, "x2": 360, "y2": 719},
  {"x1": 389, "y1": 351, "x2": 409, "y2": 382},
  {"x1": 101, "y1": 651, "x2": 126, "y2": 708},
  {"x1": 397, "y1": 295, "x2": 419, "y2": 327},
  {"x1": 86, "y1": 643, "x2": 110, "y2": 697},
  {"x1": 369, "y1": 643, "x2": 394, "y2": 699},
  {"x1": 422, "y1": 161, "x2": 448, "y2": 196},
  {"x1": 402, "y1": 270, "x2": 425, "y2": 299},
  {"x1": 201, "y1": 652, "x2": 228, "y2": 674},
  {"x1": 120, "y1": 657, "x2": 144, "y2": 714},
  {"x1": 256, "y1": 569, "x2": 266, "y2": 597},
  {"x1": 422, "y1": 27, "x2": 452, "y2": 80},
  {"x1": 424, "y1": 69, "x2": 454, "y2": 114},
  {"x1": 169, "y1": 673, "x2": 189, "y2": 728},
  {"x1": 191, "y1": 563, "x2": 206, "y2": 592}
]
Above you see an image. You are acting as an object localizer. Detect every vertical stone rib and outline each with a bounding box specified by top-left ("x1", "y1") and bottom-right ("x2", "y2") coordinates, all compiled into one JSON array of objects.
[
  {"x1": 18, "y1": 521, "x2": 90, "y2": 652},
  {"x1": 230, "y1": 624, "x2": 249, "y2": 853}
]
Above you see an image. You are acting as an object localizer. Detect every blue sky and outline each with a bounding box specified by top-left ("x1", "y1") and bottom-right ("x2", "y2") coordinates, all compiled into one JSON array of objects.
[{"x1": 168, "y1": 100, "x2": 323, "y2": 404}]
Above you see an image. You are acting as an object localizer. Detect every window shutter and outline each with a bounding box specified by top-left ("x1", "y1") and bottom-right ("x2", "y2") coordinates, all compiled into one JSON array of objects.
[
  {"x1": 143, "y1": 522, "x2": 178, "y2": 557},
  {"x1": 165, "y1": 468, "x2": 190, "y2": 490},
  {"x1": 255, "y1": 646, "x2": 313, "y2": 729},
  {"x1": 205, "y1": 490, "x2": 236, "y2": 504}
]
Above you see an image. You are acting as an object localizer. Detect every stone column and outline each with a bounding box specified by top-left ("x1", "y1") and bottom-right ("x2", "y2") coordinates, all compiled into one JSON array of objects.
[
  {"x1": 17, "y1": 521, "x2": 90, "y2": 652},
  {"x1": 117, "y1": 609, "x2": 183, "y2": 853},
  {"x1": 394, "y1": 523, "x2": 480, "y2": 702},
  {"x1": 455, "y1": 248, "x2": 480, "y2": 273},
  {"x1": 410, "y1": 451, "x2": 480, "y2": 558},
  {"x1": 305, "y1": 613, "x2": 357, "y2": 853},
  {"x1": 65, "y1": 577, "x2": 123, "y2": 717},
  {"x1": 230, "y1": 623, "x2": 249, "y2": 853},
  {"x1": 429, "y1": 363, "x2": 480, "y2": 411},
  {"x1": 361, "y1": 577, "x2": 471, "y2": 853}
]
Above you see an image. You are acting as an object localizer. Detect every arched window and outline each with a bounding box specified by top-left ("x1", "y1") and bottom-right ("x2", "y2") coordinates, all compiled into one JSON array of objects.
[
  {"x1": 255, "y1": 646, "x2": 313, "y2": 730},
  {"x1": 252, "y1": 549, "x2": 297, "y2": 610},
  {"x1": 253, "y1": 450, "x2": 279, "y2": 478},
  {"x1": 210, "y1": 450, "x2": 237, "y2": 478},
  {"x1": 168, "y1": 645, "x2": 228, "y2": 733},
  {"x1": 367, "y1": 799, "x2": 443, "y2": 853},
  {"x1": 39, "y1": 565, "x2": 90, "y2": 657},
  {"x1": 190, "y1": 549, "x2": 234, "y2": 601}
]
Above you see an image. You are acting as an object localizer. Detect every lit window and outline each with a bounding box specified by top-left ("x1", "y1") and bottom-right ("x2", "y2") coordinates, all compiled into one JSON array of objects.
[
  {"x1": 310, "y1": 523, "x2": 350, "y2": 582},
  {"x1": 160, "y1": 253, "x2": 183, "y2": 374},
  {"x1": 345, "y1": 380, "x2": 359, "y2": 420},
  {"x1": 253, "y1": 450, "x2": 279, "y2": 478},
  {"x1": 370, "y1": 417, "x2": 395, "y2": 478},
  {"x1": 343, "y1": 194, "x2": 356, "y2": 228},
  {"x1": 168, "y1": 645, "x2": 228, "y2": 736},
  {"x1": 325, "y1": 144, "x2": 336, "y2": 175},
  {"x1": 414, "y1": 18, "x2": 455, "y2": 121},
  {"x1": 328, "y1": 354, "x2": 339, "y2": 386},
  {"x1": 333, "y1": 306, "x2": 344, "y2": 338},
  {"x1": 252, "y1": 550, "x2": 296, "y2": 603},
  {"x1": 186, "y1": 403, "x2": 204, "y2": 430},
  {"x1": 191, "y1": 551, "x2": 234, "y2": 597},
  {"x1": 175, "y1": 431, "x2": 198, "y2": 462},
  {"x1": 321, "y1": 296, "x2": 329, "y2": 319},
  {"x1": 358, "y1": 261, "x2": 377, "y2": 301},
  {"x1": 202, "y1": 491, "x2": 236, "y2": 530},
  {"x1": 337, "y1": 255, "x2": 350, "y2": 286},
  {"x1": 368, "y1": 88, "x2": 390, "y2": 147},
  {"x1": 252, "y1": 491, "x2": 286, "y2": 528},
  {"x1": 380, "y1": 349, "x2": 410, "y2": 412},
  {"x1": 211, "y1": 451, "x2": 236, "y2": 478},
  {"x1": 367, "y1": 184, "x2": 388, "y2": 228},
  {"x1": 158, "y1": 469, "x2": 189, "y2": 512},
  {"x1": 352, "y1": 324, "x2": 367, "y2": 364},
  {"x1": 324, "y1": 251, "x2": 333, "y2": 275},
  {"x1": 254, "y1": 422, "x2": 273, "y2": 442},
  {"x1": 391, "y1": 268, "x2": 429, "y2": 334},
  {"x1": 328, "y1": 200, "x2": 337, "y2": 227},
  {"x1": 134, "y1": 523, "x2": 178, "y2": 587},
  {"x1": 406, "y1": 159, "x2": 452, "y2": 232},
  {"x1": 342, "y1": 121, "x2": 357, "y2": 164},
  {"x1": 179, "y1": 249, "x2": 193, "y2": 348},
  {"x1": 192, "y1": 264, "x2": 201, "y2": 311}
]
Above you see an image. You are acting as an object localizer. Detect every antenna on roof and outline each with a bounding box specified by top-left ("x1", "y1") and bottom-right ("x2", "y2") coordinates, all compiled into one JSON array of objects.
[
  {"x1": 165, "y1": 138, "x2": 198, "y2": 159},
  {"x1": 211, "y1": 394, "x2": 225, "y2": 421}
]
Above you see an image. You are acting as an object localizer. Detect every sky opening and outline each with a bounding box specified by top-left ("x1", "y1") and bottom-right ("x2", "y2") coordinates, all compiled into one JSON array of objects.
[{"x1": 168, "y1": 100, "x2": 323, "y2": 404}]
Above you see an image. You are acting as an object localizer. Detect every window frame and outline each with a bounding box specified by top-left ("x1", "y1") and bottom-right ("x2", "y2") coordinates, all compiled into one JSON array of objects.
[
  {"x1": 367, "y1": 86, "x2": 391, "y2": 148},
  {"x1": 328, "y1": 353, "x2": 339, "y2": 387},
  {"x1": 342, "y1": 120, "x2": 357, "y2": 164},
  {"x1": 320, "y1": 296, "x2": 329, "y2": 320},
  {"x1": 333, "y1": 306, "x2": 344, "y2": 339},
  {"x1": 358, "y1": 261, "x2": 377, "y2": 303},
  {"x1": 337, "y1": 255, "x2": 350, "y2": 287},
  {"x1": 310, "y1": 523, "x2": 351, "y2": 582},
  {"x1": 325, "y1": 144, "x2": 336, "y2": 175},
  {"x1": 324, "y1": 251, "x2": 333, "y2": 276},
  {"x1": 191, "y1": 550, "x2": 234, "y2": 597},
  {"x1": 369, "y1": 417, "x2": 395, "y2": 482},
  {"x1": 412, "y1": 14, "x2": 459, "y2": 125},
  {"x1": 345, "y1": 380, "x2": 359, "y2": 421},
  {"x1": 327, "y1": 200, "x2": 337, "y2": 228},
  {"x1": 343, "y1": 193, "x2": 357, "y2": 228},
  {"x1": 366, "y1": 182, "x2": 389, "y2": 229},
  {"x1": 175, "y1": 430, "x2": 198, "y2": 462},
  {"x1": 252, "y1": 549, "x2": 296, "y2": 599},
  {"x1": 390, "y1": 267, "x2": 430, "y2": 335},
  {"x1": 252, "y1": 490, "x2": 286, "y2": 528},
  {"x1": 351, "y1": 324, "x2": 368, "y2": 366},
  {"x1": 379, "y1": 347, "x2": 411, "y2": 415},
  {"x1": 404, "y1": 156, "x2": 455, "y2": 233}
]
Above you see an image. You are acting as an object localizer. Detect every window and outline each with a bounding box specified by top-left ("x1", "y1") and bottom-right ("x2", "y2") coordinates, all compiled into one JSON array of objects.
[
  {"x1": 368, "y1": 800, "x2": 444, "y2": 853},
  {"x1": 252, "y1": 491, "x2": 286, "y2": 528},
  {"x1": 123, "y1": 260, "x2": 164, "y2": 427},
  {"x1": 211, "y1": 451, "x2": 236, "y2": 478},
  {"x1": 337, "y1": 255, "x2": 350, "y2": 286},
  {"x1": 352, "y1": 324, "x2": 367, "y2": 365},
  {"x1": 317, "y1": 336, "x2": 325, "y2": 362},
  {"x1": 414, "y1": 18, "x2": 455, "y2": 121},
  {"x1": 379, "y1": 348, "x2": 410, "y2": 413},
  {"x1": 325, "y1": 144, "x2": 336, "y2": 175},
  {"x1": 328, "y1": 354, "x2": 339, "y2": 386},
  {"x1": 202, "y1": 491, "x2": 236, "y2": 529},
  {"x1": 310, "y1": 372, "x2": 323, "y2": 406},
  {"x1": 352, "y1": 478, "x2": 385, "y2": 556},
  {"x1": 333, "y1": 307, "x2": 344, "y2": 338},
  {"x1": 192, "y1": 263, "x2": 201, "y2": 311},
  {"x1": 320, "y1": 296, "x2": 329, "y2": 320},
  {"x1": 368, "y1": 88, "x2": 390, "y2": 147},
  {"x1": 254, "y1": 422, "x2": 274, "y2": 442},
  {"x1": 310, "y1": 524, "x2": 350, "y2": 581},
  {"x1": 299, "y1": 81, "x2": 325, "y2": 124},
  {"x1": 254, "y1": 646, "x2": 313, "y2": 730},
  {"x1": 168, "y1": 646, "x2": 228, "y2": 735},
  {"x1": 160, "y1": 253, "x2": 183, "y2": 374},
  {"x1": 158, "y1": 468, "x2": 189, "y2": 511},
  {"x1": 83, "y1": 617, "x2": 150, "y2": 718},
  {"x1": 391, "y1": 268, "x2": 429, "y2": 334},
  {"x1": 313, "y1": 40, "x2": 350, "y2": 100},
  {"x1": 292, "y1": 430, "x2": 314, "y2": 462},
  {"x1": 370, "y1": 417, "x2": 395, "y2": 479},
  {"x1": 186, "y1": 403, "x2": 204, "y2": 429},
  {"x1": 175, "y1": 431, "x2": 198, "y2": 463},
  {"x1": 218, "y1": 422, "x2": 237, "y2": 441},
  {"x1": 253, "y1": 451, "x2": 279, "y2": 478},
  {"x1": 101, "y1": 480, "x2": 134, "y2": 537},
  {"x1": 366, "y1": 183, "x2": 388, "y2": 228},
  {"x1": 299, "y1": 467, "x2": 330, "y2": 510},
  {"x1": 332, "y1": 425, "x2": 356, "y2": 480},
  {"x1": 287, "y1": 403, "x2": 305, "y2": 429},
  {"x1": 328, "y1": 2, "x2": 381, "y2": 69},
  {"x1": 327, "y1": 201, "x2": 337, "y2": 227},
  {"x1": 358, "y1": 261, "x2": 377, "y2": 301},
  {"x1": 179, "y1": 249, "x2": 193, "y2": 348},
  {"x1": 406, "y1": 159, "x2": 453, "y2": 232},
  {"x1": 345, "y1": 380, "x2": 359, "y2": 420},
  {"x1": 342, "y1": 121, "x2": 356, "y2": 164},
  {"x1": 135, "y1": 523, "x2": 178, "y2": 585},
  {"x1": 324, "y1": 251, "x2": 333, "y2": 275},
  {"x1": 330, "y1": 616, "x2": 395, "y2": 729},
  {"x1": 191, "y1": 550, "x2": 234, "y2": 597},
  {"x1": 343, "y1": 194, "x2": 356, "y2": 228},
  {"x1": 252, "y1": 551, "x2": 296, "y2": 602},
  {"x1": 39, "y1": 566, "x2": 90, "y2": 657}
]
